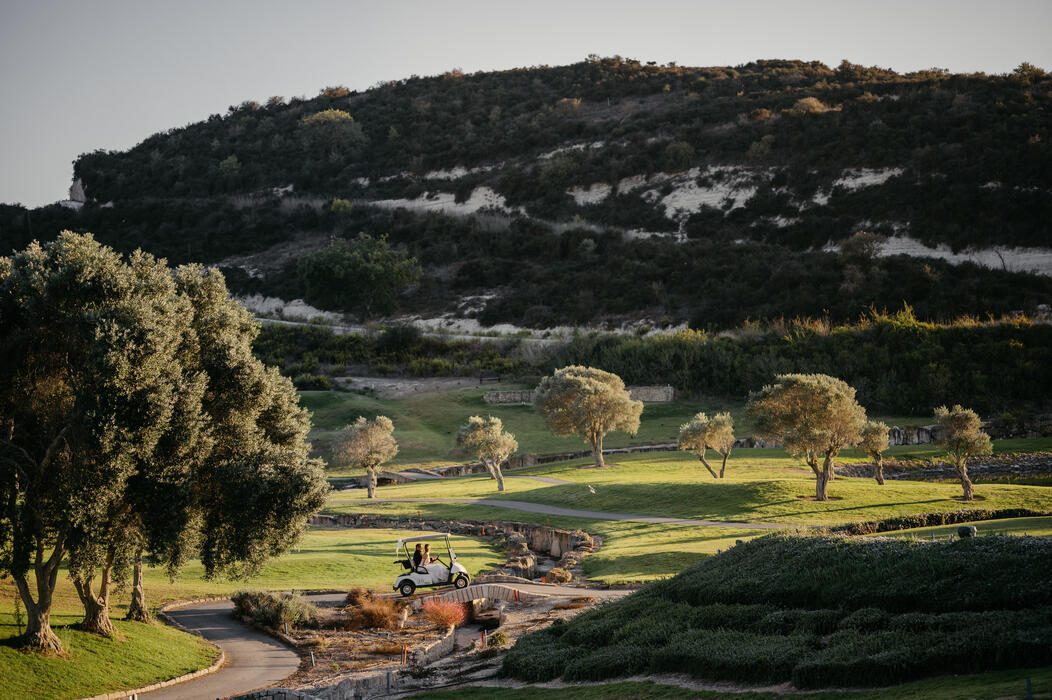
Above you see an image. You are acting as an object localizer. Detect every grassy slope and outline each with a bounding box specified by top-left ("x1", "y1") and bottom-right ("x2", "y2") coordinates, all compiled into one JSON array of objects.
[
  {"x1": 865, "y1": 515, "x2": 1052, "y2": 539},
  {"x1": 0, "y1": 528, "x2": 502, "y2": 700},
  {"x1": 300, "y1": 388, "x2": 935, "y2": 472},
  {"x1": 0, "y1": 619, "x2": 217, "y2": 700}
]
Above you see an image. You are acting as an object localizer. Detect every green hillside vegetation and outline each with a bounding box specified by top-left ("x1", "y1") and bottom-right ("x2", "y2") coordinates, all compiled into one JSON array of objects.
[
  {"x1": 501, "y1": 535, "x2": 1052, "y2": 688},
  {"x1": 2, "y1": 58, "x2": 1050, "y2": 328}
]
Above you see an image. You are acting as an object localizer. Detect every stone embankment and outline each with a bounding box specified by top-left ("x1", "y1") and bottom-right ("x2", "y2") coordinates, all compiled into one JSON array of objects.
[{"x1": 483, "y1": 384, "x2": 674, "y2": 404}]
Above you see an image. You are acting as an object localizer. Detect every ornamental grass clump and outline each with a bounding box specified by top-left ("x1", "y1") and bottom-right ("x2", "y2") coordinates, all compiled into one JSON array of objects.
[
  {"x1": 341, "y1": 594, "x2": 403, "y2": 631},
  {"x1": 231, "y1": 590, "x2": 318, "y2": 629},
  {"x1": 422, "y1": 599, "x2": 467, "y2": 628}
]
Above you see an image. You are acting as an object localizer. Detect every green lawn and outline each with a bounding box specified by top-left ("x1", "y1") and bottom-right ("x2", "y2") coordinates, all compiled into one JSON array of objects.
[
  {"x1": 0, "y1": 616, "x2": 217, "y2": 700},
  {"x1": 409, "y1": 666, "x2": 1052, "y2": 699},
  {"x1": 330, "y1": 447, "x2": 1052, "y2": 527}
]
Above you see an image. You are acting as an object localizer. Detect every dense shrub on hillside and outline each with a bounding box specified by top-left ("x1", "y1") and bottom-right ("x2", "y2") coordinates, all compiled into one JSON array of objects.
[
  {"x1": 550, "y1": 309, "x2": 1052, "y2": 413},
  {"x1": 828, "y1": 507, "x2": 1052, "y2": 535},
  {"x1": 501, "y1": 535, "x2": 1052, "y2": 688}
]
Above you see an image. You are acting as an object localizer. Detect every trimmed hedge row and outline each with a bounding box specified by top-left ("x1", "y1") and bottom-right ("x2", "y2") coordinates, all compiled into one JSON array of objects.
[
  {"x1": 828, "y1": 507, "x2": 1052, "y2": 536},
  {"x1": 501, "y1": 535, "x2": 1052, "y2": 689}
]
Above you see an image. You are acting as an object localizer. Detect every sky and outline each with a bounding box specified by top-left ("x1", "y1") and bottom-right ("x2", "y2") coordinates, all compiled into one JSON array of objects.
[{"x1": 2, "y1": 0, "x2": 1050, "y2": 208}]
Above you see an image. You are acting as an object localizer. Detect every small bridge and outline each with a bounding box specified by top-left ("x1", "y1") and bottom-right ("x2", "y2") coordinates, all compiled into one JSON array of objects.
[{"x1": 411, "y1": 582, "x2": 549, "y2": 608}]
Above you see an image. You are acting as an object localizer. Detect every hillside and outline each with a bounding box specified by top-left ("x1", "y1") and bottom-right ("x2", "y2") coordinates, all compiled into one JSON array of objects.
[{"x1": 2, "y1": 57, "x2": 1051, "y2": 327}]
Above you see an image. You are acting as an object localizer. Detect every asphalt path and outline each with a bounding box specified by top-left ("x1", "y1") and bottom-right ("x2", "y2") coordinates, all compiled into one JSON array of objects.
[
  {"x1": 141, "y1": 599, "x2": 301, "y2": 700},
  {"x1": 362, "y1": 497, "x2": 783, "y2": 529}
]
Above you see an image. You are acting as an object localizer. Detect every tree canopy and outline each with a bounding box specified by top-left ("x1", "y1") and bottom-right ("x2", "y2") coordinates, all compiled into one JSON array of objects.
[
  {"x1": 934, "y1": 404, "x2": 992, "y2": 501},
  {"x1": 858, "y1": 420, "x2": 890, "y2": 485},
  {"x1": 333, "y1": 415, "x2": 399, "y2": 498},
  {"x1": 456, "y1": 415, "x2": 518, "y2": 492},
  {"x1": 678, "y1": 412, "x2": 735, "y2": 478},
  {"x1": 534, "y1": 366, "x2": 642, "y2": 468},
  {"x1": 746, "y1": 373, "x2": 866, "y2": 500}
]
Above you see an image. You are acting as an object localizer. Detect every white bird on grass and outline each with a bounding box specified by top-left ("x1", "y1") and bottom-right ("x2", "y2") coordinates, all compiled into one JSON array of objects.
[{"x1": 587, "y1": 484, "x2": 596, "y2": 494}]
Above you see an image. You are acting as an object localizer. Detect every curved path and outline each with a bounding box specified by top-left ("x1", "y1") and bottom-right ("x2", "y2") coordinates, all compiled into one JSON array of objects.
[
  {"x1": 141, "y1": 599, "x2": 301, "y2": 699},
  {"x1": 362, "y1": 497, "x2": 783, "y2": 529}
]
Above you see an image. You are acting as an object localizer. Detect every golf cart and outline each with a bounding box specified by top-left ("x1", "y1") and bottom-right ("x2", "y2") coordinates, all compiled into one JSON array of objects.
[{"x1": 393, "y1": 533, "x2": 470, "y2": 597}]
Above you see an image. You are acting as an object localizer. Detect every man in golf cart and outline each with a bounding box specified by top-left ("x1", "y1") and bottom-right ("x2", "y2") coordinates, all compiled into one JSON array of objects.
[{"x1": 393, "y1": 533, "x2": 470, "y2": 596}]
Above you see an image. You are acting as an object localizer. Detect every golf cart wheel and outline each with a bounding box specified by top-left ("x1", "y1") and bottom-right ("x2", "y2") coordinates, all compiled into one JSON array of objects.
[
  {"x1": 399, "y1": 581, "x2": 416, "y2": 597},
  {"x1": 454, "y1": 574, "x2": 469, "y2": 589}
]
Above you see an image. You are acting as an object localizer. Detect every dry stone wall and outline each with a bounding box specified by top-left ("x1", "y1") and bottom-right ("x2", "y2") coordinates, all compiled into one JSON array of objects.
[{"x1": 483, "y1": 385, "x2": 674, "y2": 404}]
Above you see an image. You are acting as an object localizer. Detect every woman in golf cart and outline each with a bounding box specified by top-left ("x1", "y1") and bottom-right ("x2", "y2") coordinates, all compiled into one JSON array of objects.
[{"x1": 393, "y1": 533, "x2": 470, "y2": 596}]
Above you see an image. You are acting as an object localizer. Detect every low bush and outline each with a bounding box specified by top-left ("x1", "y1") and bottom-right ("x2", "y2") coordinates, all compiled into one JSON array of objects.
[
  {"x1": 651, "y1": 629, "x2": 815, "y2": 683},
  {"x1": 829, "y1": 508, "x2": 1052, "y2": 536},
  {"x1": 231, "y1": 590, "x2": 318, "y2": 629},
  {"x1": 563, "y1": 643, "x2": 652, "y2": 681},
  {"x1": 344, "y1": 587, "x2": 375, "y2": 607},
  {"x1": 422, "y1": 599, "x2": 467, "y2": 628},
  {"x1": 342, "y1": 597, "x2": 404, "y2": 630},
  {"x1": 545, "y1": 567, "x2": 572, "y2": 583},
  {"x1": 487, "y1": 630, "x2": 509, "y2": 647}
]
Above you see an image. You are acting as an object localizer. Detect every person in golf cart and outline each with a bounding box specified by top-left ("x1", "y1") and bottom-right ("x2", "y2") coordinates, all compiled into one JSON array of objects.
[{"x1": 393, "y1": 533, "x2": 470, "y2": 597}]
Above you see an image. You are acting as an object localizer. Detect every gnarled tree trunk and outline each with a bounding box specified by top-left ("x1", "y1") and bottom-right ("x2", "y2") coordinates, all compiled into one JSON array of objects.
[
  {"x1": 366, "y1": 467, "x2": 377, "y2": 498},
  {"x1": 591, "y1": 433, "x2": 605, "y2": 468},
  {"x1": 72, "y1": 552, "x2": 115, "y2": 637},
  {"x1": 874, "y1": 454, "x2": 885, "y2": 485},
  {"x1": 15, "y1": 570, "x2": 63, "y2": 653},
  {"x1": 695, "y1": 453, "x2": 718, "y2": 479},
  {"x1": 486, "y1": 461, "x2": 506, "y2": 492},
  {"x1": 956, "y1": 463, "x2": 975, "y2": 500},
  {"x1": 719, "y1": 451, "x2": 730, "y2": 479},
  {"x1": 125, "y1": 548, "x2": 152, "y2": 623}
]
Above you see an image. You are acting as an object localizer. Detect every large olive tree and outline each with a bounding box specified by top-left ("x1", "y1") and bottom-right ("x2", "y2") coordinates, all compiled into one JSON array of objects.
[
  {"x1": 0, "y1": 234, "x2": 328, "y2": 650},
  {"x1": 457, "y1": 416, "x2": 518, "y2": 491},
  {"x1": 333, "y1": 416, "x2": 399, "y2": 498},
  {"x1": 678, "y1": 412, "x2": 735, "y2": 479},
  {"x1": 746, "y1": 374, "x2": 866, "y2": 501},
  {"x1": 934, "y1": 405, "x2": 992, "y2": 501},
  {"x1": 534, "y1": 366, "x2": 642, "y2": 468}
]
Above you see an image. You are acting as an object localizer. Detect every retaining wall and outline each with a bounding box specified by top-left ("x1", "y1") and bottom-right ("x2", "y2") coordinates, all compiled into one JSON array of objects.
[{"x1": 483, "y1": 385, "x2": 674, "y2": 404}]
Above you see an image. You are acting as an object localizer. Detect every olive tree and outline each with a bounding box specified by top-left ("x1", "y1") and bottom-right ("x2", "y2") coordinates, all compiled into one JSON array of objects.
[
  {"x1": 678, "y1": 412, "x2": 735, "y2": 478},
  {"x1": 456, "y1": 416, "x2": 518, "y2": 491},
  {"x1": 534, "y1": 366, "x2": 642, "y2": 468},
  {"x1": 859, "y1": 420, "x2": 890, "y2": 485},
  {"x1": 746, "y1": 374, "x2": 866, "y2": 501},
  {"x1": 934, "y1": 405, "x2": 992, "y2": 501},
  {"x1": 334, "y1": 416, "x2": 398, "y2": 498},
  {"x1": 0, "y1": 235, "x2": 328, "y2": 649}
]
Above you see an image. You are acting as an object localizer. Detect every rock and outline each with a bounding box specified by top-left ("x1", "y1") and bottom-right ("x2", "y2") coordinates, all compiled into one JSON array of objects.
[{"x1": 958, "y1": 525, "x2": 978, "y2": 538}]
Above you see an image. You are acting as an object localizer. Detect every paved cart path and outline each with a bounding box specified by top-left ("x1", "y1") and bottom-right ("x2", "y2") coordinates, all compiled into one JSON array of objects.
[{"x1": 359, "y1": 497, "x2": 783, "y2": 529}]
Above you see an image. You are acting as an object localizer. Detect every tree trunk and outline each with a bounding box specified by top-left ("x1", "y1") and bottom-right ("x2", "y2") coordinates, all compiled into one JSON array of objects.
[
  {"x1": 367, "y1": 467, "x2": 377, "y2": 498},
  {"x1": 15, "y1": 574, "x2": 63, "y2": 653},
  {"x1": 591, "y1": 433, "x2": 605, "y2": 468},
  {"x1": 957, "y1": 464, "x2": 974, "y2": 500},
  {"x1": 73, "y1": 560, "x2": 115, "y2": 637},
  {"x1": 125, "y1": 549, "x2": 152, "y2": 623},
  {"x1": 695, "y1": 453, "x2": 718, "y2": 479},
  {"x1": 816, "y1": 453, "x2": 835, "y2": 501},
  {"x1": 874, "y1": 454, "x2": 885, "y2": 486},
  {"x1": 492, "y1": 464, "x2": 506, "y2": 492},
  {"x1": 719, "y1": 451, "x2": 730, "y2": 479}
]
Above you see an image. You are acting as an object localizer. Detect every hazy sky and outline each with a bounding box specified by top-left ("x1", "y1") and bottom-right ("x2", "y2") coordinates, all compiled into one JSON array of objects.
[{"x1": 2, "y1": 0, "x2": 1050, "y2": 207}]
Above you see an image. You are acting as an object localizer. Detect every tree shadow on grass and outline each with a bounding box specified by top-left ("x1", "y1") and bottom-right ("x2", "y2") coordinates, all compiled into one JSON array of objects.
[{"x1": 585, "y1": 551, "x2": 711, "y2": 579}]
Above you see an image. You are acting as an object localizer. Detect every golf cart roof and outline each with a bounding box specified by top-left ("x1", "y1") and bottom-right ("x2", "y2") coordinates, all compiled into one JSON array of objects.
[{"x1": 396, "y1": 533, "x2": 453, "y2": 549}]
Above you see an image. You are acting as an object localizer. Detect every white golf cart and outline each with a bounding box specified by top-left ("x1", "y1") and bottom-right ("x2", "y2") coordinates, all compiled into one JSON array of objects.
[{"x1": 393, "y1": 533, "x2": 470, "y2": 597}]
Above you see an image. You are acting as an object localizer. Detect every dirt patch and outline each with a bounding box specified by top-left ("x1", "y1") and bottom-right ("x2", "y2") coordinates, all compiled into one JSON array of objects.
[
  {"x1": 951, "y1": 495, "x2": 988, "y2": 502},
  {"x1": 797, "y1": 496, "x2": 845, "y2": 501}
]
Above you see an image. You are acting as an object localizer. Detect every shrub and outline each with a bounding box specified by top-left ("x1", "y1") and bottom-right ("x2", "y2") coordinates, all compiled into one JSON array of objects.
[
  {"x1": 231, "y1": 590, "x2": 318, "y2": 629},
  {"x1": 342, "y1": 597, "x2": 403, "y2": 630},
  {"x1": 563, "y1": 643, "x2": 651, "y2": 681},
  {"x1": 422, "y1": 599, "x2": 467, "y2": 628},
  {"x1": 292, "y1": 373, "x2": 331, "y2": 390},
  {"x1": 487, "y1": 630, "x2": 509, "y2": 647},
  {"x1": 546, "y1": 567, "x2": 572, "y2": 583},
  {"x1": 344, "y1": 587, "x2": 374, "y2": 607}
]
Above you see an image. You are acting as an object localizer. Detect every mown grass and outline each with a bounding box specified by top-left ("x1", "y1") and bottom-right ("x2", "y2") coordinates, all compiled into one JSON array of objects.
[
  {"x1": 0, "y1": 528, "x2": 502, "y2": 700},
  {"x1": 0, "y1": 616, "x2": 217, "y2": 700},
  {"x1": 299, "y1": 387, "x2": 939, "y2": 472},
  {"x1": 410, "y1": 666, "x2": 1052, "y2": 699},
  {"x1": 329, "y1": 446, "x2": 1052, "y2": 527},
  {"x1": 501, "y1": 535, "x2": 1052, "y2": 690}
]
